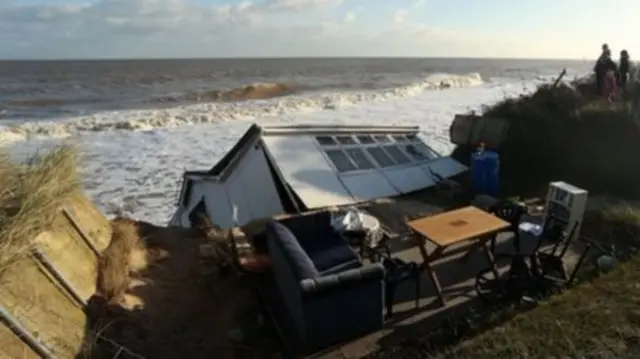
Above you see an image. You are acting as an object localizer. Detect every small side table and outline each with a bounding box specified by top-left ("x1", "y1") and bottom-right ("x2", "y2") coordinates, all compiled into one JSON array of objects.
[{"x1": 342, "y1": 212, "x2": 384, "y2": 261}]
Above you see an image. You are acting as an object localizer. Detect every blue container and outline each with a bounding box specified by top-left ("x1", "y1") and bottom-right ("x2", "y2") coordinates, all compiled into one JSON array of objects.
[
  {"x1": 471, "y1": 150, "x2": 500, "y2": 196},
  {"x1": 471, "y1": 151, "x2": 487, "y2": 195},
  {"x1": 483, "y1": 150, "x2": 500, "y2": 196}
]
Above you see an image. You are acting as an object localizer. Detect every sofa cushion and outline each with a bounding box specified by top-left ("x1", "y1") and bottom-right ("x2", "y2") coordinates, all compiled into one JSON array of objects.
[
  {"x1": 267, "y1": 221, "x2": 319, "y2": 279},
  {"x1": 302, "y1": 234, "x2": 359, "y2": 273},
  {"x1": 278, "y1": 211, "x2": 335, "y2": 246},
  {"x1": 277, "y1": 212, "x2": 359, "y2": 273}
]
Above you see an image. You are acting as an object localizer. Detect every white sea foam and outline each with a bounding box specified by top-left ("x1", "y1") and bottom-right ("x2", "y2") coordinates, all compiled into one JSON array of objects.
[
  {"x1": 0, "y1": 72, "x2": 484, "y2": 144},
  {"x1": 6, "y1": 73, "x2": 551, "y2": 225}
]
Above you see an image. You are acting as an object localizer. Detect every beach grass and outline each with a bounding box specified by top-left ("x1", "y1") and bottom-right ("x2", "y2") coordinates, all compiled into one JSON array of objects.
[
  {"x1": 452, "y1": 83, "x2": 640, "y2": 199},
  {"x1": 432, "y1": 253, "x2": 640, "y2": 358},
  {"x1": 427, "y1": 200, "x2": 640, "y2": 359},
  {"x1": 0, "y1": 145, "x2": 81, "y2": 280},
  {"x1": 368, "y1": 200, "x2": 640, "y2": 359},
  {"x1": 0, "y1": 145, "x2": 95, "y2": 358}
]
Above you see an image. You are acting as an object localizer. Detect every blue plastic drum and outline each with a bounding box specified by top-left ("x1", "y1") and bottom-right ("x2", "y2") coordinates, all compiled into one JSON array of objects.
[
  {"x1": 471, "y1": 150, "x2": 500, "y2": 196},
  {"x1": 483, "y1": 150, "x2": 500, "y2": 196},
  {"x1": 471, "y1": 151, "x2": 487, "y2": 194}
]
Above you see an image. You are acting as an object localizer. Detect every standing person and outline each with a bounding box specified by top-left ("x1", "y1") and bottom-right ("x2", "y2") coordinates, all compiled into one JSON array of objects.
[
  {"x1": 631, "y1": 65, "x2": 640, "y2": 118},
  {"x1": 601, "y1": 49, "x2": 619, "y2": 101},
  {"x1": 604, "y1": 69, "x2": 618, "y2": 103},
  {"x1": 619, "y1": 50, "x2": 630, "y2": 91},
  {"x1": 594, "y1": 44, "x2": 610, "y2": 95}
]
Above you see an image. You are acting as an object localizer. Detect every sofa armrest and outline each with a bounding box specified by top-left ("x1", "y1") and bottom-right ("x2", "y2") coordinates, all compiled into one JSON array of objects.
[
  {"x1": 300, "y1": 263, "x2": 384, "y2": 299},
  {"x1": 297, "y1": 263, "x2": 385, "y2": 351}
]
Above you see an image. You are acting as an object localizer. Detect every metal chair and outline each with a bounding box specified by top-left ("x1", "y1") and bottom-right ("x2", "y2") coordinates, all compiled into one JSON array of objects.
[
  {"x1": 475, "y1": 220, "x2": 591, "y2": 302},
  {"x1": 530, "y1": 221, "x2": 586, "y2": 287},
  {"x1": 366, "y1": 236, "x2": 421, "y2": 318},
  {"x1": 490, "y1": 200, "x2": 526, "y2": 253},
  {"x1": 382, "y1": 257, "x2": 421, "y2": 318}
]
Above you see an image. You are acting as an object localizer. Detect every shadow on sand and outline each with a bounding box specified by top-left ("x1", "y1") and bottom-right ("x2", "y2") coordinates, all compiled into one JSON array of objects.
[{"x1": 75, "y1": 218, "x2": 278, "y2": 359}]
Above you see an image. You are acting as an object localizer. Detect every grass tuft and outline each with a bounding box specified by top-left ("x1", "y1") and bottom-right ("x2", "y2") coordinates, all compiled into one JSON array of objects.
[
  {"x1": 0, "y1": 145, "x2": 80, "y2": 280},
  {"x1": 433, "y1": 252, "x2": 640, "y2": 359}
]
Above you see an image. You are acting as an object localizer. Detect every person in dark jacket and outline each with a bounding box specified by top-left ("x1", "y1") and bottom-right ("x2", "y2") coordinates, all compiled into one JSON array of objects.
[
  {"x1": 631, "y1": 66, "x2": 640, "y2": 117},
  {"x1": 604, "y1": 50, "x2": 619, "y2": 100},
  {"x1": 594, "y1": 44, "x2": 610, "y2": 94},
  {"x1": 596, "y1": 49, "x2": 618, "y2": 97},
  {"x1": 619, "y1": 50, "x2": 630, "y2": 89}
]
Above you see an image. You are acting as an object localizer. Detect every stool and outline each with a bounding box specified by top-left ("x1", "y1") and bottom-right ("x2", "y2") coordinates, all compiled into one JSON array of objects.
[{"x1": 382, "y1": 258, "x2": 421, "y2": 318}]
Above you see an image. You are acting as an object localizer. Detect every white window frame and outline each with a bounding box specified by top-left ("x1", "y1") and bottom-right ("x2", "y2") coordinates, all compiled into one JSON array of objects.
[{"x1": 314, "y1": 133, "x2": 442, "y2": 176}]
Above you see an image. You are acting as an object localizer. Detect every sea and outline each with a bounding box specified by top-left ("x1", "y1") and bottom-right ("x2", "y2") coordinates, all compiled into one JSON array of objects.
[{"x1": 0, "y1": 58, "x2": 592, "y2": 225}]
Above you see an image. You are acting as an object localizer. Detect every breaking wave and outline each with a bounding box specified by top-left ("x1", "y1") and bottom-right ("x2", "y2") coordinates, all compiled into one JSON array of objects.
[
  {"x1": 153, "y1": 82, "x2": 296, "y2": 103},
  {"x1": 0, "y1": 72, "x2": 483, "y2": 144},
  {"x1": 6, "y1": 98, "x2": 69, "y2": 107}
]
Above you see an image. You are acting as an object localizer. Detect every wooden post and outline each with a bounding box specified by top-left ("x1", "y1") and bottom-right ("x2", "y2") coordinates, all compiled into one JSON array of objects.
[
  {"x1": 62, "y1": 208, "x2": 101, "y2": 259},
  {"x1": 552, "y1": 68, "x2": 567, "y2": 89},
  {"x1": 0, "y1": 305, "x2": 56, "y2": 359},
  {"x1": 31, "y1": 249, "x2": 86, "y2": 308}
]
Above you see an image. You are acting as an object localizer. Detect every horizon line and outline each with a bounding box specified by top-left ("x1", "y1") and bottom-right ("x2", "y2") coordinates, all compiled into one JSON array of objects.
[{"x1": 0, "y1": 55, "x2": 591, "y2": 62}]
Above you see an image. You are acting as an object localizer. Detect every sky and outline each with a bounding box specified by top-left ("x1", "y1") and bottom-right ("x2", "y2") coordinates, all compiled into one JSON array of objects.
[{"x1": 0, "y1": 0, "x2": 639, "y2": 59}]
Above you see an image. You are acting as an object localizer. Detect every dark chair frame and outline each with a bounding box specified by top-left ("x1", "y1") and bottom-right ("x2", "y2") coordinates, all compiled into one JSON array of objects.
[
  {"x1": 367, "y1": 236, "x2": 421, "y2": 318},
  {"x1": 475, "y1": 219, "x2": 592, "y2": 303}
]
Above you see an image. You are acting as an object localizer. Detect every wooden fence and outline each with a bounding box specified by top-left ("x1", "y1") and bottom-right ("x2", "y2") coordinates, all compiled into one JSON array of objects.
[{"x1": 0, "y1": 193, "x2": 112, "y2": 359}]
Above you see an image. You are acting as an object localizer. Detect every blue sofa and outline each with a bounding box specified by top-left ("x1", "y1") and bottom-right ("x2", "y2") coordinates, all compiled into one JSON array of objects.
[{"x1": 266, "y1": 211, "x2": 385, "y2": 353}]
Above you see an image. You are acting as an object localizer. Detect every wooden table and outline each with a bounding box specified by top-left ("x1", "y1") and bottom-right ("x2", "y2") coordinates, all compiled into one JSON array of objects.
[{"x1": 407, "y1": 206, "x2": 511, "y2": 306}]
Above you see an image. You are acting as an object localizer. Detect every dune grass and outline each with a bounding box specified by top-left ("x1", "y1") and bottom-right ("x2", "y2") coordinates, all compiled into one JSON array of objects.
[
  {"x1": 427, "y1": 202, "x2": 640, "y2": 359},
  {"x1": 452, "y1": 83, "x2": 640, "y2": 199},
  {"x1": 433, "y1": 254, "x2": 640, "y2": 358},
  {"x1": 368, "y1": 201, "x2": 640, "y2": 359},
  {"x1": 451, "y1": 84, "x2": 640, "y2": 357},
  {"x1": 0, "y1": 145, "x2": 81, "y2": 280}
]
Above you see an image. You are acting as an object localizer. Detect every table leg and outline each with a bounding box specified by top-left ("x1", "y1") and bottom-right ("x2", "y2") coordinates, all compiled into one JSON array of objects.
[
  {"x1": 415, "y1": 235, "x2": 446, "y2": 307},
  {"x1": 423, "y1": 261, "x2": 445, "y2": 306},
  {"x1": 414, "y1": 270, "x2": 421, "y2": 309},
  {"x1": 462, "y1": 235, "x2": 494, "y2": 262},
  {"x1": 483, "y1": 235, "x2": 500, "y2": 277},
  {"x1": 415, "y1": 235, "x2": 430, "y2": 263}
]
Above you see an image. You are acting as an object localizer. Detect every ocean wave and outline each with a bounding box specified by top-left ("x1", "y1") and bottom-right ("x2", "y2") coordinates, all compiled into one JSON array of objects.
[
  {"x1": 152, "y1": 82, "x2": 296, "y2": 103},
  {"x1": 0, "y1": 72, "x2": 484, "y2": 144},
  {"x1": 6, "y1": 98, "x2": 69, "y2": 107}
]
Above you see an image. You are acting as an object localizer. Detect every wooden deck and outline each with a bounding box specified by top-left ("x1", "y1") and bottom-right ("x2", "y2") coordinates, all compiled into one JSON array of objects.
[
  {"x1": 254, "y1": 190, "x2": 588, "y2": 359},
  {"x1": 302, "y1": 194, "x2": 587, "y2": 359}
]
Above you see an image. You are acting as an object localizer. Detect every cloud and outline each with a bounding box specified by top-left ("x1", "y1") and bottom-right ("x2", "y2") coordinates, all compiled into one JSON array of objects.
[
  {"x1": 0, "y1": 0, "x2": 350, "y2": 58},
  {"x1": 391, "y1": 9, "x2": 408, "y2": 25},
  {"x1": 343, "y1": 11, "x2": 355, "y2": 23},
  {"x1": 263, "y1": 0, "x2": 344, "y2": 11},
  {"x1": 0, "y1": 0, "x2": 268, "y2": 56},
  {"x1": 0, "y1": 0, "x2": 576, "y2": 59}
]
